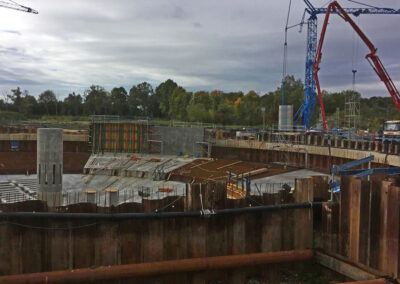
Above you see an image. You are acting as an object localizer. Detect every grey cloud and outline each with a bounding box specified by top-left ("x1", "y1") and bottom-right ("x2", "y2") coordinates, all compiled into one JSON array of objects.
[{"x1": 0, "y1": 0, "x2": 398, "y2": 99}]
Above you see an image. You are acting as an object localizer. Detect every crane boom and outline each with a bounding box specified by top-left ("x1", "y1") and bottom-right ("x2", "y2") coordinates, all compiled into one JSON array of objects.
[
  {"x1": 0, "y1": 0, "x2": 38, "y2": 14},
  {"x1": 294, "y1": 0, "x2": 400, "y2": 130},
  {"x1": 313, "y1": 0, "x2": 400, "y2": 132}
]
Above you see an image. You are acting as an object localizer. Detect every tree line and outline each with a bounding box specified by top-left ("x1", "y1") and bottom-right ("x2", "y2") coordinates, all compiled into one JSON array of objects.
[{"x1": 0, "y1": 76, "x2": 397, "y2": 130}]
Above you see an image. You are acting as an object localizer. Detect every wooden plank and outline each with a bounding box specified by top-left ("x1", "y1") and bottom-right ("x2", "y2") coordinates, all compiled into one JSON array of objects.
[
  {"x1": 294, "y1": 178, "x2": 313, "y2": 249},
  {"x1": 94, "y1": 222, "x2": 119, "y2": 266},
  {"x1": 245, "y1": 212, "x2": 262, "y2": 254},
  {"x1": 312, "y1": 175, "x2": 329, "y2": 201},
  {"x1": 331, "y1": 202, "x2": 340, "y2": 254},
  {"x1": 142, "y1": 219, "x2": 163, "y2": 263},
  {"x1": 315, "y1": 251, "x2": 377, "y2": 281},
  {"x1": 119, "y1": 219, "x2": 143, "y2": 264},
  {"x1": 206, "y1": 216, "x2": 228, "y2": 257},
  {"x1": 339, "y1": 176, "x2": 351, "y2": 257},
  {"x1": 386, "y1": 185, "x2": 400, "y2": 277},
  {"x1": 281, "y1": 189, "x2": 295, "y2": 250},
  {"x1": 369, "y1": 180, "x2": 381, "y2": 270},
  {"x1": 261, "y1": 193, "x2": 282, "y2": 252},
  {"x1": 162, "y1": 218, "x2": 180, "y2": 260},
  {"x1": 321, "y1": 202, "x2": 331, "y2": 252},
  {"x1": 187, "y1": 218, "x2": 206, "y2": 258},
  {"x1": 378, "y1": 180, "x2": 391, "y2": 273},
  {"x1": 47, "y1": 221, "x2": 70, "y2": 271},
  {"x1": 349, "y1": 177, "x2": 361, "y2": 263},
  {"x1": 358, "y1": 180, "x2": 371, "y2": 265}
]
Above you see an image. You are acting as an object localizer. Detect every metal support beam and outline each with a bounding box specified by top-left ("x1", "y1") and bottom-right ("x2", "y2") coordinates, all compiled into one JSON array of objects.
[
  {"x1": 338, "y1": 167, "x2": 400, "y2": 177},
  {"x1": 331, "y1": 155, "x2": 374, "y2": 174},
  {"x1": 0, "y1": 250, "x2": 313, "y2": 284}
]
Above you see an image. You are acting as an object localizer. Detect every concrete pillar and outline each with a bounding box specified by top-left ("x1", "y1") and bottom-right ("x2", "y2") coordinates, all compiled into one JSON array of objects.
[
  {"x1": 105, "y1": 189, "x2": 119, "y2": 206},
  {"x1": 86, "y1": 190, "x2": 96, "y2": 204},
  {"x1": 37, "y1": 128, "x2": 63, "y2": 205}
]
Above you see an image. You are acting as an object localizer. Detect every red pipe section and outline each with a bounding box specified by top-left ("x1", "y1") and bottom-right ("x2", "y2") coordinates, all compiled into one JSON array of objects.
[
  {"x1": 338, "y1": 279, "x2": 389, "y2": 284},
  {"x1": 0, "y1": 249, "x2": 312, "y2": 284}
]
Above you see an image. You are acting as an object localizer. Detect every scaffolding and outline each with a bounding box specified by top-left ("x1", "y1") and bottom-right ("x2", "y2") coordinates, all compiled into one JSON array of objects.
[{"x1": 345, "y1": 70, "x2": 360, "y2": 136}]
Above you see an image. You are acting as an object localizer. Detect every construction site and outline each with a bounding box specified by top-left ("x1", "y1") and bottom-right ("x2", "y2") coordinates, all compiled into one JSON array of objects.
[{"x1": 1, "y1": 0, "x2": 400, "y2": 283}]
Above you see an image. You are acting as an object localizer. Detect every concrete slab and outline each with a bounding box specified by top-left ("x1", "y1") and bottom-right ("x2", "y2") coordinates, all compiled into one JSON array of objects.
[
  {"x1": 84, "y1": 153, "x2": 195, "y2": 179},
  {"x1": 250, "y1": 169, "x2": 328, "y2": 195}
]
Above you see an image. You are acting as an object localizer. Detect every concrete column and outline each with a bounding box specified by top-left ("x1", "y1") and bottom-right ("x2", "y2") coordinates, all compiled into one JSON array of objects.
[
  {"x1": 106, "y1": 189, "x2": 119, "y2": 206},
  {"x1": 307, "y1": 135, "x2": 312, "y2": 145},
  {"x1": 86, "y1": 190, "x2": 96, "y2": 204},
  {"x1": 37, "y1": 128, "x2": 63, "y2": 205}
]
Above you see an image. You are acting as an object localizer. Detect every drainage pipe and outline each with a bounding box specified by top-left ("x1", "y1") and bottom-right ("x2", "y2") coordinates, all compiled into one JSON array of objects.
[
  {"x1": 0, "y1": 202, "x2": 323, "y2": 220},
  {"x1": 0, "y1": 249, "x2": 313, "y2": 284}
]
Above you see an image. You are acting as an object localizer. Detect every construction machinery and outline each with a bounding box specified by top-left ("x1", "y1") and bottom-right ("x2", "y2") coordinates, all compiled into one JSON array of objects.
[
  {"x1": 313, "y1": 1, "x2": 400, "y2": 133},
  {"x1": 0, "y1": 0, "x2": 38, "y2": 13},
  {"x1": 383, "y1": 120, "x2": 400, "y2": 141},
  {"x1": 293, "y1": 0, "x2": 400, "y2": 129}
]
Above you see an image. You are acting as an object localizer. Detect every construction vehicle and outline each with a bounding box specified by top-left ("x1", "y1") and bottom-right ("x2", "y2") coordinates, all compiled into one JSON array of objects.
[
  {"x1": 383, "y1": 120, "x2": 400, "y2": 141},
  {"x1": 313, "y1": 1, "x2": 400, "y2": 133}
]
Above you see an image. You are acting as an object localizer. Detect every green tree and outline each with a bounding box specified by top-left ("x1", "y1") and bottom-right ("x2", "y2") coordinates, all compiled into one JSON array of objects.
[
  {"x1": 168, "y1": 86, "x2": 190, "y2": 120},
  {"x1": 215, "y1": 99, "x2": 235, "y2": 124},
  {"x1": 237, "y1": 90, "x2": 261, "y2": 125},
  {"x1": 154, "y1": 79, "x2": 178, "y2": 117},
  {"x1": 7, "y1": 87, "x2": 23, "y2": 112},
  {"x1": 110, "y1": 87, "x2": 128, "y2": 115},
  {"x1": 62, "y1": 92, "x2": 83, "y2": 116},
  {"x1": 128, "y1": 82, "x2": 153, "y2": 116},
  {"x1": 20, "y1": 94, "x2": 37, "y2": 116},
  {"x1": 38, "y1": 90, "x2": 57, "y2": 115},
  {"x1": 84, "y1": 85, "x2": 110, "y2": 115}
]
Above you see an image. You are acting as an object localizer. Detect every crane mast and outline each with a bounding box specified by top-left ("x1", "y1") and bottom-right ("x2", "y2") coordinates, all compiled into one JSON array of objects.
[{"x1": 313, "y1": 1, "x2": 400, "y2": 132}]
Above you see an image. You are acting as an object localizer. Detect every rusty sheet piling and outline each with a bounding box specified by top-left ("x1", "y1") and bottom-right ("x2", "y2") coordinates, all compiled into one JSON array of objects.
[
  {"x1": 337, "y1": 279, "x2": 389, "y2": 284},
  {"x1": 0, "y1": 250, "x2": 312, "y2": 284}
]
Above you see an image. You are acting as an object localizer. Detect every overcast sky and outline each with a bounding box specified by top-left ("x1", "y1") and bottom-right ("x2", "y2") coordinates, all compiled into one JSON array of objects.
[{"x1": 0, "y1": 0, "x2": 399, "y2": 99}]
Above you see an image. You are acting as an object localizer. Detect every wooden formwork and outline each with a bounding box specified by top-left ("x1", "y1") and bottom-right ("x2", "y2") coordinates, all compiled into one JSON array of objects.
[
  {"x1": 0, "y1": 178, "x2": 323, "y2": 283},
  {"x1": 320, "y1": 175, "x2": 400, "y2": 279}
]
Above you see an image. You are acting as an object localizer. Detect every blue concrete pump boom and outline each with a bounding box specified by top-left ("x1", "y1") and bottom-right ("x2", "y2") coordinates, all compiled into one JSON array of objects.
[{"x1": 293, "y1": 0, "x2": 400, "y2": 129}]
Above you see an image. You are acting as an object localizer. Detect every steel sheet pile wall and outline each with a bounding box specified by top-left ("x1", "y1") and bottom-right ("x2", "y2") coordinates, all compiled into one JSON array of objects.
[
  {"x1": 320, "y1": 175, "x2": 400, "y2": 278},
  {"x1": 0, "y1": 178, "x2": 321, "y2": 283},
  {"x1": 91, "y1": 122, "x2": 150, "y2": 154}
]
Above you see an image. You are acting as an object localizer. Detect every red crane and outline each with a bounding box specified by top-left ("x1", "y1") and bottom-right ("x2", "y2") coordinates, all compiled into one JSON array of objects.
[{"x1": 313, "y1": 0, "x2": 400, "y2": 132}]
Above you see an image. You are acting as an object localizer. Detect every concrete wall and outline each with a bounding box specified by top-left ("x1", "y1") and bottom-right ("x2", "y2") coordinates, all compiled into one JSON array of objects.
[
  {"x1": 152, "y1": 126, "x2": 205, "y2": 156},
  {"x1": 37, "y1": 128, "x2": 63, "y2": 192}
]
